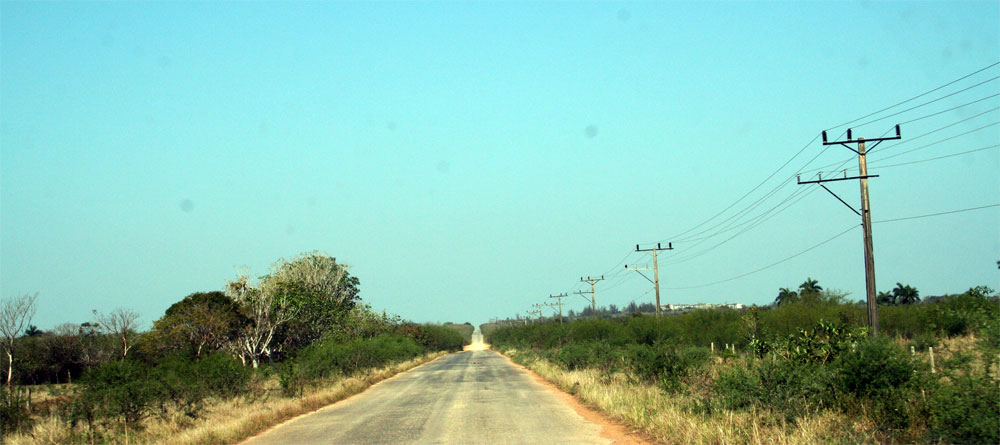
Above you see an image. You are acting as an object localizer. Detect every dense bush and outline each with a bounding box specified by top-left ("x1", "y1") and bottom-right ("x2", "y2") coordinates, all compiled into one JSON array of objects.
[
  {"x1": 927, "y1": 370, "x2": 1000, "y2": 443},
  {"x1": 442, "y1": 322, "x2": 474, "y2": 344},
  {"x1": 413, "y1": 324, "x2": 465, "y2": 352},
  {"x1": 78, "y1": 360, "x2": 160, "y2": 428},
  {"x1": 281, "y1": 334, "x2": 424, "y2": 395}
]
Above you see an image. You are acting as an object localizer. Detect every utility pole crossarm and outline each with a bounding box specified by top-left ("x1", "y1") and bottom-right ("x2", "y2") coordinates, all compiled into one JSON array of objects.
[
  {"x1": 578, "y1": 276, "x2": 604, "y2": 318},
  {"x1": 626, "y1": 265, "x2": 655, "y2": 284},
  {"x1": 635, "y1": 242, "x2": 674, "y2": 317},
  {"x1": 549, "y1": 293, "x2": 567, "y2": 324},
  {"x1": 822, "y1": 125, "x2": 901, "y2": 153},
  {"x1": 807, "y1": 125, "x2": 902, "y2": 337}
]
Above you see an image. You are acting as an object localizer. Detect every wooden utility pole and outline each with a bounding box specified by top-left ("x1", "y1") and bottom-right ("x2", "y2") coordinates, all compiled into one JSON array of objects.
[
  {"x1": 634, "y1": 242, "x2": 673, "y2": 316},
  {"x1": 531, "y1": 304, "x2": 544, "y2": 322},
  {"x1": 575, "y1": 276, "x2": 604, "y2": 317},
  {"x1": 799, "y1": 125, "x2": 901, "y2": 336},
  {"x1": 549, "y1": 293, "x2": 567, "y2": 324}
]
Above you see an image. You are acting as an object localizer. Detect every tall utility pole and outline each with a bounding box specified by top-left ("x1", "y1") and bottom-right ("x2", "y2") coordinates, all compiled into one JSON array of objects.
[
  {"x1": 799, "y1": 125, "x2": 901, "y2": 337},
  {"x1": 633, "y1": 242, "x2": 673, "y2": 317},
  {"x1": 549, "y1": 293, "x2": 568, "y2": 324},
  {"x1": 575, "y1": 276, "x2": 604, "y2": 317}
]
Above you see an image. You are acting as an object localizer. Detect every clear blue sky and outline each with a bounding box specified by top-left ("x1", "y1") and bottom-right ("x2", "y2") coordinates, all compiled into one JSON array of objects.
[{"x1": 2, "y1": 1, "x2": 998, "y2": 330}]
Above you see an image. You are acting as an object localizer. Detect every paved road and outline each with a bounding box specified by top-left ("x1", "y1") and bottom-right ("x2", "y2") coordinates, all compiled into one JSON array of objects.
[{"x1": 244, "y1": 334, "x2": 610, "y2": 444}]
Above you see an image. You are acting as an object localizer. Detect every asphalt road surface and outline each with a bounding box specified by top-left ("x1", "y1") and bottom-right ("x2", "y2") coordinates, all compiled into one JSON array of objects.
[{"x1": 243, "y1": 334, "x2": 611, "y2": 444}]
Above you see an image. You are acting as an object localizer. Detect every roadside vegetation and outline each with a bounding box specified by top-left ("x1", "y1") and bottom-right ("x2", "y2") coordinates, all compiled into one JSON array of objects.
[
  {"x1": 441, "y1": 322, "x2": 475, "y2": 345},
  {"x1": 486, "y1": 282, "x2": 999, "y2": 444},
  {"x1": 1, "y1": 251, "x2": 463, "y2": 444}
]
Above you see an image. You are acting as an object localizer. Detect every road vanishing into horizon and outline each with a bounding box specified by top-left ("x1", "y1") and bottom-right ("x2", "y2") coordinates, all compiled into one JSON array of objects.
[{"x1": 243, "y1": 332, "x2": 619, "y2": 444}]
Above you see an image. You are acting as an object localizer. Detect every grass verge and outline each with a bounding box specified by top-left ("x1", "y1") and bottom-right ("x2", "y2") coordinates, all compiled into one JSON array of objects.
[{"x1": 500, "y1": 349, "x2": 875, "y2": 445}]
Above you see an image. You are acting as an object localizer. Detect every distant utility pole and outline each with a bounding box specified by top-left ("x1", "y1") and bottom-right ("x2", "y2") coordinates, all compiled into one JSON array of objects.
[
  {"x1": 799, "y1": 125, "x2": 901, "y2": 337},
  {"x1": 549, "y1": 293, "x2": 568, "y2": 324},
  {"x1": 631, "y1": 242, "x2": 673, "y2": 317},
  {"x1": 575, "y1": 276, "x2": 604, "y2": 318},
  {"x1": 531, "y1": 304, "x2": 544, "y2": 322}
]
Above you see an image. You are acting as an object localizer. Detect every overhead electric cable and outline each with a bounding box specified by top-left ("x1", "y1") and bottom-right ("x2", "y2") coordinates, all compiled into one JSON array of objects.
[
  {"x1": 873, "y1": 204, "x2": 999, "y2": 223},
  {"x1": 868, "y1": 144, "x2": 999, "y2": 169},
  {"x1": 849, "y1": 77, "x2": 999, "y2": 130},
  {"x1": 872, "y1": 121, "x2": 1000, "y2": 162},
  {"x1": 825, "y1": 61, "x2": 1000, "y2": 131},
  {"x1": 663, "y1": 225, "x2": 858, "y2": 290}
]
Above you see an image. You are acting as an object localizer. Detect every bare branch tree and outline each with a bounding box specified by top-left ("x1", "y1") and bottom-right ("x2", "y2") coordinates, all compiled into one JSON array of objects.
[
  {"x1": 93, "y1": 308, "x2": 140, "y2": 360},
  {"x1": 226, "y1": 268, "x2": 297, "y2": 368},
  {"x1": 1, "y1": 292, "x2": 38, "y2": 386}
]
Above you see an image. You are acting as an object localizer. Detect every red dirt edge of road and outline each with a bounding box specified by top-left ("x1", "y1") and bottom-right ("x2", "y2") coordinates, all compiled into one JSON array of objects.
[{"x1": 497, "y1": 352, "x2": 654, "y2": 445}]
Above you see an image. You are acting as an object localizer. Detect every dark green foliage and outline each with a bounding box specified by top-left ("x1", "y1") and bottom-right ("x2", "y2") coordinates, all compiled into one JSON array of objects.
[
  {"x1": 832, "y1": 338, "x2": 916, "y2": 428},
  {"x1": 79, "y1": 360, "x2": 160, "y2": 427},
  {"x1": 927, "y1": 368, "x2": 1000, "y2": 443},
  {"x1": 292, "y1": 335, "x2": 424, "y2": 383},
  {"x1": 442, "y1": 323, "x2": 474, "y2": 344},
  {"x1": 153, "y1": 353, "x2": 251, "y2": 416},
  {"x1": 554, "y1": 343, "x2": 597, "y2": 371},
  {"x1": 413, "y1": 324, "x2": 465, "y2": 352},
  {"x1": 834, "y1": 338, "x2": 914, "y2": 398},
  {"x1": 715, "y1": 357, "x2": 835, "y2": 421},
  {"x1": 923, "y1": 288, "x2": 999, "y2": 336},
  {"x1": 147, "y1": 291, "x2": 247, "y2": 360}
]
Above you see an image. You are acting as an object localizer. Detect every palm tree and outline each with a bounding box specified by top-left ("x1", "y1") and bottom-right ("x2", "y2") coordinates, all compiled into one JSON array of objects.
[
  {"x1": 799, "y1": 278, "x2": 822, "y2": 295},
  {"x1": 774, "y1": 288, "x2": 798, "y2": 306},
  {"x1": 892, "y1": 283, "x2": 920, "y2": 305},
  {"x1": 877, "y1": 290, "x2": 896, "y2": 305}
]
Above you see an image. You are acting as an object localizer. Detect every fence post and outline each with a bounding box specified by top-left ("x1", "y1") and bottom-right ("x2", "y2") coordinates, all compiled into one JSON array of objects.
[{"x1": 929, "y1": 347, "x2": 936, "y2": 373}]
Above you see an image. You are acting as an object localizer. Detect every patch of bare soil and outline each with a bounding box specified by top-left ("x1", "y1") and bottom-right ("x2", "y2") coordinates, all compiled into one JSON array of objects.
[{"x1": 499, "y1": 353, "x2": 653, "y2": 445}]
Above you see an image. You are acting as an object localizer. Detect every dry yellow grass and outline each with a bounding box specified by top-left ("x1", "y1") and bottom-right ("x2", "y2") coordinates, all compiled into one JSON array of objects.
[
  {"x1": 505, "y1": 350, "x2": 875, "y2": 445},
  {"x1": 4, "y1": 352, "x2": 446, "y2": 445}
]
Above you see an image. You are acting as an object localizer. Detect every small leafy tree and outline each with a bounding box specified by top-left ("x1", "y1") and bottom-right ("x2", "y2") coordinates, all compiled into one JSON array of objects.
[{"x1": 151, "y1": 292, "x2": 246, "y2": 358}]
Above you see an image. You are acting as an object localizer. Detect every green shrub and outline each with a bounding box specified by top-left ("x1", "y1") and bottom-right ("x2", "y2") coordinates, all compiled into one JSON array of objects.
[
  {"x1": 927, "y1": 369, "x2": 1000, "y2": 443},
  {"x1": 555, "y1": 343, "x2": 596, "y2": 371},
  {"x1": 834, "y1": 338, "x2": 914, "y2": 399},
  {"x1": 832, "y1": 337, "x2": 916, "y2": 429},
  {"x1": 79, "y1": 360, "x2": 160, "y2": 427},
  {"x1": 414, "y1": 324, "x2": 465, "y2": 352},
  {"x1": 713, "y1": 366, "x2": 764, "y2": 410},
  {"x1": 442, "y1": 323, "x2": 474, "y2": 344},
  {"x1": 294, "y1": 334, "x2": 424, "y2": 382}
]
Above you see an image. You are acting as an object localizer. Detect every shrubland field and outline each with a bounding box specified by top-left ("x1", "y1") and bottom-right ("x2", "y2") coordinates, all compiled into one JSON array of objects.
[
  {"x1": 1, "y1": 252, "x2": 465, "y2": 444},
  {"x1": 485, "y1": 286, "x2": 999, "y2": 444}
]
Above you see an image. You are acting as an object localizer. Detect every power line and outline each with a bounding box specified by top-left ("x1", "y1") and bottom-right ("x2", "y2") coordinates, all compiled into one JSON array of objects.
[
  {"x1": 868, "y1": 144, "x2": 999, "y2": 169},
  {"x1": 873, "y1": 204, "x2": 999, "y2": 223},
  {"x1": 825, "y1": 61, "x2": 1000, "y2": 131},
  {"x1": 899, "y1": 93, "x2": 999, "y2": 126},
  {"x1": 663, "y1": 225, "x2": 858, "y2": 290},
  {"x1": 872, "y1": 121, "x2": 1000, "y2": 163},
  {"x1": 804, "y1": 110, "x2": 1000, "y2": 176},
  {"x1": 849, "y1": 76, "x2": 999, "y2": 130},
  {"x1": 869, "y1": 107, "x2": 999, "y2": 154}
]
